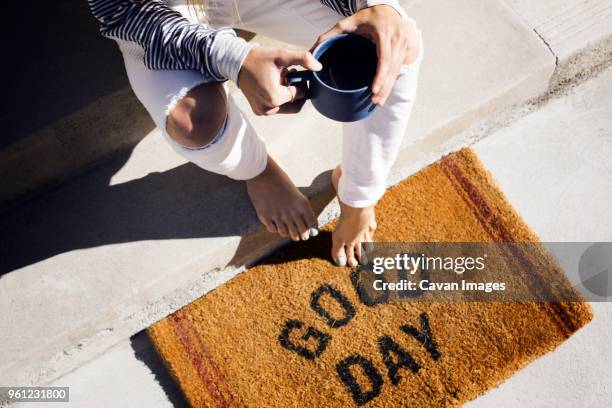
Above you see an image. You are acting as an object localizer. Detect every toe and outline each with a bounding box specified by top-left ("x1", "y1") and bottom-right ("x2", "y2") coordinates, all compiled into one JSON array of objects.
[
  {"x1": 303, "y1": 206, "x2": 318, "y2": 229},
  {"x1": 331, "y1": 239, "x2": 347, "y2": 266},
  {"x1": 295, "y1": 215, "x2": 310, "y2": 241},
  {"x1": 346, "y1": 244, "x2": 359, "y2": 268},
  {"x1": 354, "y1": 241, "x2": 364, "y2": 265},
  {"x1": 364, "y1": 231, "x2": 374, "y2": 252},
  {"x1": 259, "y1": 215, "x2": 277, "y2": 234},
  {"x1": 275, "y1": 220, "x2": 289, "y2": 237},
  {"x1": 300, "y1": 204, "x2": 319, "y2": 238},
  {"x1": 285, "y1": 219, "x2": 301, "y2": 241}
]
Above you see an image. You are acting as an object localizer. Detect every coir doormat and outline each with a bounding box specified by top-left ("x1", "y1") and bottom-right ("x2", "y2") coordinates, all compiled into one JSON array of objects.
[{"x1": 149, "y1": 149, "x2": 593, "y2": 407}]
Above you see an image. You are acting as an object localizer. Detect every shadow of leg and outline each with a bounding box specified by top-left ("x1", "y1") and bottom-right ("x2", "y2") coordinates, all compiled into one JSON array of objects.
[{"x1": 229, "y1": 169, "x2": 337, "y2": 268}]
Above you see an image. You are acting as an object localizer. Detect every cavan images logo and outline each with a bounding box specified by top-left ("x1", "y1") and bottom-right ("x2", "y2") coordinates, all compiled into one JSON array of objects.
[{"x1": 278, "y1": 283, "x2": 440, "y2": 406}]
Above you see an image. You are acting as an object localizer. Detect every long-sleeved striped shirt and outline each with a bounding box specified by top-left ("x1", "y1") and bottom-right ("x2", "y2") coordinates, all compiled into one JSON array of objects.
[{"x1": 88, "y1": 0, "x2": 402, "y2": 84}]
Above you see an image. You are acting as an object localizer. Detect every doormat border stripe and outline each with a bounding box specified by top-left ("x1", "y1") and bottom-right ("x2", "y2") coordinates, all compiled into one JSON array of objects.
[{"x1": 440, "y1": 154, "x2": 578, "y2": 336}]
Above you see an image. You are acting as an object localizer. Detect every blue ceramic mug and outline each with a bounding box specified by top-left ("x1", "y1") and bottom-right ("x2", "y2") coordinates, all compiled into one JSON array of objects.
[{"x1": 286, "y1": 34, "x2": 378, "y2": 122}]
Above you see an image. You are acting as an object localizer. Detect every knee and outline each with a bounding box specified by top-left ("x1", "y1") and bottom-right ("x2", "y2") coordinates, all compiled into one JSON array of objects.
[{"x1": 166, "y1": 82, "x2": 227, "y2": 148}]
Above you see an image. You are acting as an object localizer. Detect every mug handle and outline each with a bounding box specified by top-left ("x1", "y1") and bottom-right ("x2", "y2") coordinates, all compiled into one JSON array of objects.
[{"x1": 285, "y1": 70, "x2": 314, "y2": 99}]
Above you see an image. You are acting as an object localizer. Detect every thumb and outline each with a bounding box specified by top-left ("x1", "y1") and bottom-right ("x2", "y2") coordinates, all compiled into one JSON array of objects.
[
  {"x1": 310, "y1": 18, "x2": 355, "y2": 52},
  {"x1": 278, "y1": 50, "x2": 322, "y2": 71}
]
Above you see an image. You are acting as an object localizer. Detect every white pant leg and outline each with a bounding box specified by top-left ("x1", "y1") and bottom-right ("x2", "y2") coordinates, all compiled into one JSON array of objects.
[
  {"x1": 164, "y1": 90, "x2": 268, "y2": 180},
  {"x1": 339, "y1": 53, "x2": 422, "y2": 207},
  {"x1": 237, "y1": 0, "x2": 423, "y2": 206}
]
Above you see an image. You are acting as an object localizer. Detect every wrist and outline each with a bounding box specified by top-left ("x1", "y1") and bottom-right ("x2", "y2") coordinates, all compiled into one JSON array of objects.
[
  {"x1": 214, "y1": 33, "x2": 259, "y2": 84},
  {"x1": 237, "y1": 46, "x2": 255, "y2": 89},
  {"x1": 357, "y1": 0, "x2": 407, "y2": 20},
  {"x1": 237, "y1": 45, "x2": 270, "y2": 90}
]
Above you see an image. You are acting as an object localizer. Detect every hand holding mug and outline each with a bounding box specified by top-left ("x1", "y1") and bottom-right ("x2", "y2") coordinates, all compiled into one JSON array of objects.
[
  {"x1": 311, "y1": 4, "x2": 419, "y2": 106},
  {"x1": 237, "y1": 47, "x2": 322, "y2": 116}
]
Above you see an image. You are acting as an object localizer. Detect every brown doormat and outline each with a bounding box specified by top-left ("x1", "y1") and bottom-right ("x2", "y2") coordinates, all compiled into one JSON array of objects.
[{"x1": 148, "y1": 148, "x2": 593, "y2": 407}]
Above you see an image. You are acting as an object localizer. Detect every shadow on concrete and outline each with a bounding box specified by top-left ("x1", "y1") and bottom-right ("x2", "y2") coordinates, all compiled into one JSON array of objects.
[
  {"x1": 2, "y1": 1, "x2": 129, "y2": 149},
  {"x1": 255, "y1": 229, "x2": 336, "y2": 267},
  {"x1": 0, "y1": 1, "x2": 337, "y2": 276},
  {"x1": 130, "y1": 331, "x2": 189, "y2": 408},
  {"x1": 0, "y1": 143, "x2": 334, "y2": 275}
]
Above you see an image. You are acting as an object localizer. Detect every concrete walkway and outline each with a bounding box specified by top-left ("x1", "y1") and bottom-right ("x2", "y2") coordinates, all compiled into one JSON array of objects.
[
  {"x1": 0, "y1": 0, "x2": 557, "y2": 388},
  {"x1": 508, "y1": 0, "x2": 612, "y2": 63},
  {"x1": 508, "y1": 0, "x2": 612, "y2": 87},
  {"x1": 468, "y1": 66, "x2": 612, "y2": 408},
  {"x1": 29, "y1": 60, "x2": 612, "y2": 408}
]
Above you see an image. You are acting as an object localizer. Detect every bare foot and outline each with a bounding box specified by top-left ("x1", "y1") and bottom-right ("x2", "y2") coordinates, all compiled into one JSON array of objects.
[
  {"x1": 331, "y1": 165, "x2": 377, "y2": 267},
  {"x1": 246, "y1": 155, "x2": 318, "y2": 241}
]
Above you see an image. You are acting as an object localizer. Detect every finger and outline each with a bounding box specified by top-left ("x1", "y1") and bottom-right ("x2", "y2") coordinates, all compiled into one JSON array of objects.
[
  {"x1": 404, "y1": 21, "x2": 419, "y2": 56},
  {"x1": 292, "y1": 84, "x2": 307, "y2": 100},
  {"x1": 376, "y1": 45, "x2": 404, "y2": 106},
  {"x1": 376, "y1": 69, "x2": 398, "y2": 106},
  {"x1": 331, "y1": 238, "x2": 347, "y2": 266},
  {"x1": 372, "y1": 35, "x2": 392, "y2": 97},
  {"x1": 282, "y1": 84, "x2": 306, "y2": 103},
  {"x1": 277, "y1": 98, "x2": 307, "y2": 114},
  {"x1": 277, "y1": 50, "x2": 322, "y2": 72},
  {"x1": 273, "y1": 85, "x2": 297, "y2": 107},
  {"x1": 310, "y1": 20, "x2": 351, "y2": 52},
  {"x1": 372, "y1": 58, "x2": 398, "y2": 105},
  {"x1": 276, "y1": 81, "x2": 309, "y2": 113},
  {"x1": 251, "y1": 102, "x2": 267, "y2": 116},
  {"x1": 263, "y1": 106, "x2": 280, "y2": 116}
]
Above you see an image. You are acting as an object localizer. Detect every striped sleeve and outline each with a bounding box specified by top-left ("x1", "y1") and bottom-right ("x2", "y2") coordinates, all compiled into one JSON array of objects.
[
  {"x1": 88, "y1": 0, "x2": 255, "y2": 83},
  {"x1": 320, "y1": 0, "x2": 357, "y2": 16},
  {"x1": 321, "y1": 0, "x2": 406, "y2": 18}
]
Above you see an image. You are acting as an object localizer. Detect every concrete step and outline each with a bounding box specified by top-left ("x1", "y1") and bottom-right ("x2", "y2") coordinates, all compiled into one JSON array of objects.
[
  {"x1": 0, "y1": 88, "x2": 154, "y2": 211},
  {"x1": 0, "y1": 1, "x2": 147, "y2": 210},
  {"x1": 3, "y1": 0, "x2": 610, "y2": 212},
  {"x1": 0, "y1": 17, "x2": 254, "y2": 211},
  {"x1": 0, "y1": 0, "x2": 555, "y2": 387}
]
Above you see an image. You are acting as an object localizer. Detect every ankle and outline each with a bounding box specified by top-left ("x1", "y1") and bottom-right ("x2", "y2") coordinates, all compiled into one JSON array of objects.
[
  {"x1": 247, "y1": 156, "x2": 275, "y2": 183},
  {"x1": 339, "y1": 199, "x2": 374, "y2": 220}
]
